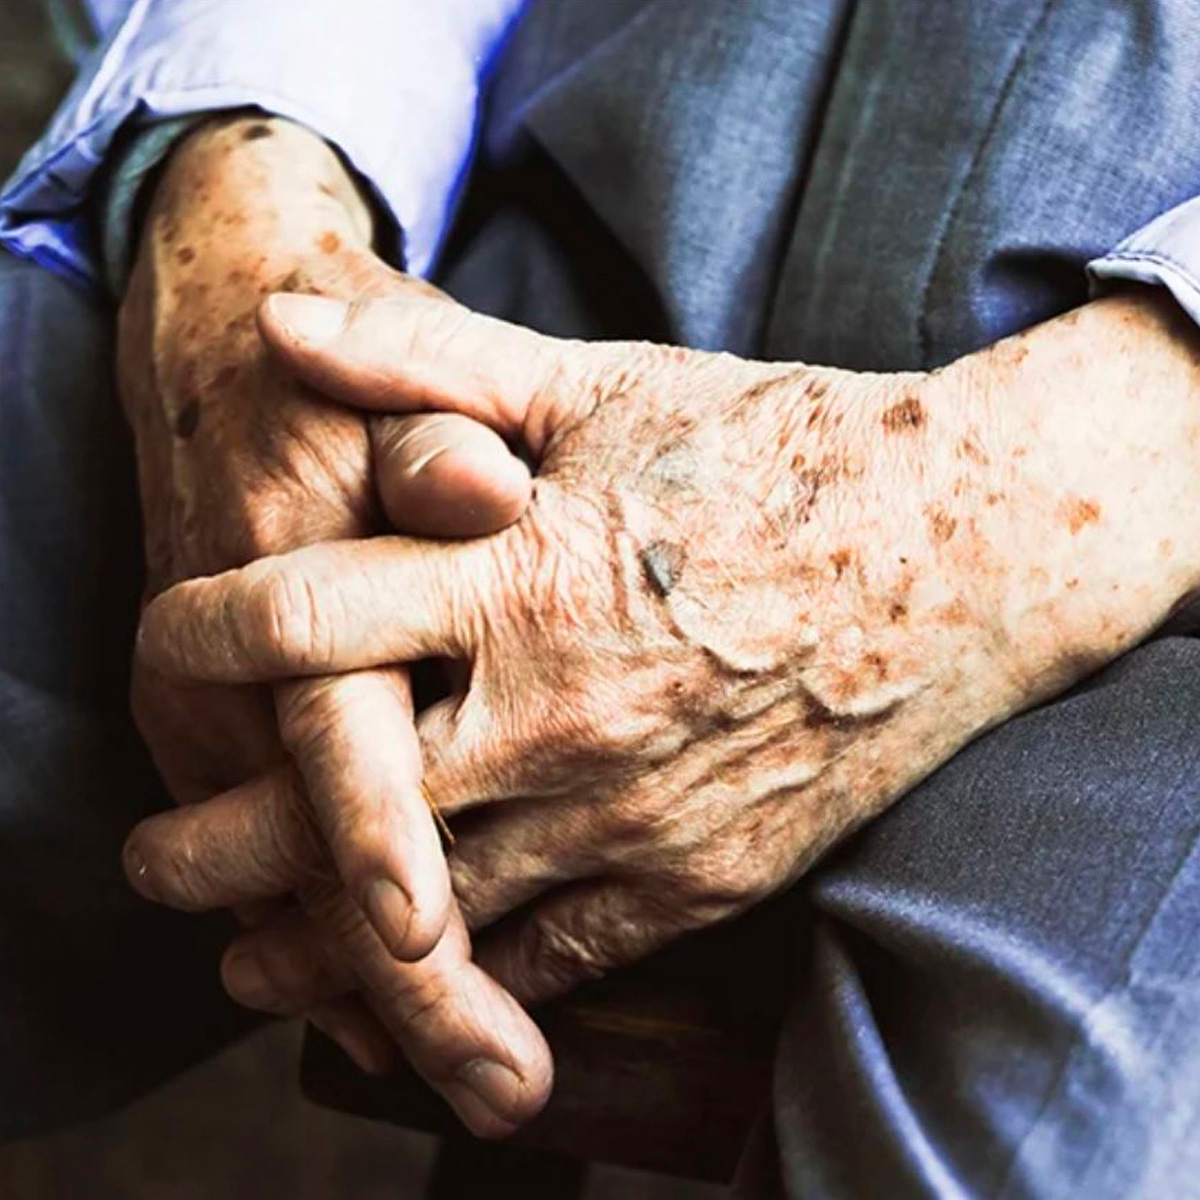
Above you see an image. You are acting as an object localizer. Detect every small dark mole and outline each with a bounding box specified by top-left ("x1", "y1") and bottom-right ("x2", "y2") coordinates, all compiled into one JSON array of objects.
[
  {"x1": 641, "y1": 540, "x2": 687, "y2": 598},
  {"x1": 899, "y1": 557, "x2": 908, "y2": 565},
  {"x1": 175, "y1": 400, "x2": 200, "y2": 439},
  {"x1": 864, "y1": 651, "x2": 889, "y2": 681},
  {"x1": 1066, "y1": 577, "x2": 1080, "y2": 590},
  {"x1": 888, "y1": 601, "x2": 908, "y2": 622},
  {"x1": 882, "y1": 396, "x2": 926, "y2": 433},
  {"x1": 226, "y1": 268, "x2": 245, "y2": 285},
  {"x1": 829, "y1": 548, "x2": 853, "y2": 578},
  {"x1": 318, "y1": 231, "x2": 341, "y2": 254},
  {"x1": 242, "y1": 123, "x2": 273, "y2": 141},
  {"x1": 176, "y1": 246, "x2": 196, "y2": 265}
]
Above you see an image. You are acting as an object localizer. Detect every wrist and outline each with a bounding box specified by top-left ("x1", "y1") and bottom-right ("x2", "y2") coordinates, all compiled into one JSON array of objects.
[
  {"x1": 946, "y1": 290, "x2": 1200, "y2": 696},
  {"x1": 147, "y1": 114, "x2": 375, "y2": 261}
]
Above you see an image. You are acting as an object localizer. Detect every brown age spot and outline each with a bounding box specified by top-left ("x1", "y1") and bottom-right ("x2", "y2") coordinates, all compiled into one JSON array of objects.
[
  {"x1": 986, "y1": 491, "x2": 1004, "y2": 506},
  {"x1": 1066, "y1": 577, "x2": 1080, "y2": 590},
  {"x1": 807, "y1": 405, "x2": 824, "y2": 430},
  {"x1": 174, "y1": 400, "x2": 200, "y2": 439},
  {"x1": 226, "y1": 269, "x2": 245, "y2": 285},
  {"x1": 888, "y1": 601, "x2": 908, "y2": 622},
  {"x1": 864, "y1": 651, "x2": 889, "y2": 681},
  {"x1": 1060, "y1": 496, "x2": 1101, "y2": 535},
  {"x1": 958, "y1": 435, "x2": 990, "y2": 465},
  {"x1": 641, "y1": 540, "x2": 687, "y2": 598},
  {"x1": 829, "y1": 548, "x2": 853, "y2": 579},
  {"x1": 176, "y1": 246, "x2": 196, "y2": 265},
  {"x1": 242, "y1": 123, "x2": 273, "y2": 141},
  {"x1": 935, "y1": 598, "x2": 970, "y2": 626},
  {"x1": 924, "y1": 504, "x2": 957, "y2": 543},
  {"x1": 882, "y1": 396, "x2": 926, "y2": 433},
  {"x1": 318, "y1": 231, "x2": 341, "y2": 254}
]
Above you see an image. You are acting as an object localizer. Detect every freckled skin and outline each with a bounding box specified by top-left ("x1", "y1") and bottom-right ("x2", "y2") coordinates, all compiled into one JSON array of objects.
[
  {"x1": 1060, "y1": 496, "x2": 1102, "y2": 535},
  {"x1": 882, "y1": 396, "x2": 925, "y2": 432},
  {"x1": 924, "y1": 504, "x2": 958, "y2": 543}
]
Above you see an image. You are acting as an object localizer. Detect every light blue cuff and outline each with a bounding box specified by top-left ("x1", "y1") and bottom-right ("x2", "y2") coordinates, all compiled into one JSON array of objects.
[
  {"x1": 1089, "y1": 195, "x2": 1200, "y2": 329},
  {"x1": 1, "y1": 0, "x2": 526, "y2": 289}
]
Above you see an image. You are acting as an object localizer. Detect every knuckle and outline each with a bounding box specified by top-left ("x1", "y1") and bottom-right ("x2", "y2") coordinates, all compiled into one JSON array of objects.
[
  {"x1": 250, "y1": 568, "x2": 329, "y2": 670},
  {"x1": 262, "y1": 781, "x2": 330, "y2": 885},
  {"x1": 521, "y1": 913, "x2": 610, "y2": 992},
  {"x1": 275, "y1": 680, "x2": 338, "y2": 757}
]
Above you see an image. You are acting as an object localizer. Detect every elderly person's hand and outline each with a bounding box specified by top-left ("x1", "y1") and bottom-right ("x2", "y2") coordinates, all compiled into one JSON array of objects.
[
  {"x1": 133, "y1": 284, "x2": 1200, "y2": 1092},
  {"x1": 119, "y1": 113, "x2": 550, "y2": 1128}
]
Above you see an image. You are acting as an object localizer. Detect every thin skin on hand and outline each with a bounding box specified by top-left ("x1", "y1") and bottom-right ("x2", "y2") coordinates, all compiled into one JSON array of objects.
[
  {"x1": 131, "y1": 285, "x2": 1200, "y2": 1036},
  {"x1": 118, "y1": 113, "x2": 549, "y2": 1134}
]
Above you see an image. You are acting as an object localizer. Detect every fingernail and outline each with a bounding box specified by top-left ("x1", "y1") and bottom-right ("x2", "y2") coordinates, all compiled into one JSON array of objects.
[
  {"x1": 458, "y1": 1059, "x2": 524, "y2": 1124},
  {"x1": 266, "y1": 293, "x2": 348, "y2": 346},
  {"x1": 223, "y1": 952, "x2": 278, "y2": 1010},
  {"x1": 122, "y1": 842, "x2": 155, "y2": 899},
  {"x1": 362, "y1": 878, "x2": 413, "y2": 958}
]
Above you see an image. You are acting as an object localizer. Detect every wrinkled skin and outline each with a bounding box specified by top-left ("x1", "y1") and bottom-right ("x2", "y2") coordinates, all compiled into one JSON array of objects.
[
  {"x1": 118, "y1": 115, "x2": 551, "y2": 1135},
  {"x1": 130, "y1": 284, "x2": 1200, "y2": 1046}
]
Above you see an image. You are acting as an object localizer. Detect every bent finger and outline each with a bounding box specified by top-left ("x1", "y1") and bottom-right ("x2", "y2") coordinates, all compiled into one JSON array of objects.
[
  {"x1": 221, "y1": 909, "x2": 356, "y2": 1015},
  {"x1": 475, "y1": 879, "x2": 692, "y2": 1007},
  {"x1": 138, "y1": 535, "x2": 495, "y2": 683},
  {"x1": 276, "y1": 669, "x2": 451, "y2": 961},
  {"x1": 307, "y1": 888, "x2": 554, "y2": 1138},
  {"x1": 124, "y1": 767, "x2": 327, "y2": 911}
]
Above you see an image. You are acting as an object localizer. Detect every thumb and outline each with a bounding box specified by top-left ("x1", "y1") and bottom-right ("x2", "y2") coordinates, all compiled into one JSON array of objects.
[
  {"x1": 370, "y1": 412, "x2": 531, "y2": 538},
  {"x1": 258, "y1": 292, "x2": 592, "y2": 453}
]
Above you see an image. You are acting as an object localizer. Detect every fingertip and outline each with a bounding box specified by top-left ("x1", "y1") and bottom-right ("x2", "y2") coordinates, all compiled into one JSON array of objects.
[
  {"x1": 362, "y1": 874, "x2": 451, "y2": 962},
  {"x1": 121, "y1": 832, "x2": 158, "y2": 902},
  {"x1": 376, "y1": 420, "x2": 533, "y2": 538}
]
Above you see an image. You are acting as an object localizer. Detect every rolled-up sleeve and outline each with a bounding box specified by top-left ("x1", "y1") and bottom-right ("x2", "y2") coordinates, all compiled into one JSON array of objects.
[
  {"x1": 1090, "y1": 197, "x2": 1200, "y2": 330},
  {"x1": 0, "y1": 0, "x2": 526, "y2": 287}
]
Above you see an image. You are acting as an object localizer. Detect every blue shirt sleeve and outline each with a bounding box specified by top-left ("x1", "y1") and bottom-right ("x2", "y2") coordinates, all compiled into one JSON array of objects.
[
  {"x1": 1090, "y1": 198, "x2": 1200, "y2": 331},
  {"x1": 0, "y1": 0, "x2": 527, "y2": 287}
]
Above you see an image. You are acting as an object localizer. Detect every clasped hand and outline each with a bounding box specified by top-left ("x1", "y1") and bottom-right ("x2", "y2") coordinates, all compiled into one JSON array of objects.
[{"x1": 127, "y1": 279, "x2": 1200, "y2": 1137}]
